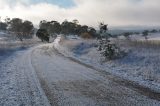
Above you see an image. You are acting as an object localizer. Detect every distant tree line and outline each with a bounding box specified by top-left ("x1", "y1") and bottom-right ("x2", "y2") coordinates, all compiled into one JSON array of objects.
[
  {"x1": 36, "y1": 19, "x2": 98, "y2": 42},
  {"x1": 122, "y1": 29, "x2": 160, "y2": 40},
  {"x1": 1, "y1": 16, "x2": 160, "y2": 42},
  {"x1": 0, "y1": 17, "x2": 34, "y2": 41},
  {"x1": 0, "y1": 17, "x2": 99, "y2": 42}
]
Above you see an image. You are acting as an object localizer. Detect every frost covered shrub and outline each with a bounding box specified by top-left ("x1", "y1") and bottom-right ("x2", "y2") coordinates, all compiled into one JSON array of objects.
[
  {"x1": 98, "y1": 23, "x2": 126, "y2": 60},
  {"x1": 98, "y1": 38, "x2": 126, "y2": 60}
]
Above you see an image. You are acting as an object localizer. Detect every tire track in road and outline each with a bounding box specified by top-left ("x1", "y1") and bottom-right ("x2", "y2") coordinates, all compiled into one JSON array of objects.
[
  {"x1": 31, "y1": 45, "x2": 160, "y2": 106},
  {"x1": 0, "y1": 46, "x2": 50, "y2": 106},
  {"x1": 52, "y1": 46, "x2": 160, "y2": 101}
]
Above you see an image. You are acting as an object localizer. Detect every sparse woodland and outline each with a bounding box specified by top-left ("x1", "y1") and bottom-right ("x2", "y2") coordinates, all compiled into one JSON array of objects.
[{"x1": 0, "y1": 17, "x2": 160, "y2": 61}]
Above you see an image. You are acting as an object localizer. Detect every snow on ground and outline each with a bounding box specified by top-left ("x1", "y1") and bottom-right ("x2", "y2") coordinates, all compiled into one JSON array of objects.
[
  {"x1": 0, "y1": 46, "x2": 50, "y2": 106},
  {"x1": 0, "y1": 31, "x2": 50, "y2": 106},
  {"x1": 31, "y1": 43, "x2": 160, "y2": 106},
  {"x1": 1, "y1": 31, "x2": 160, "y2": 105},
  {"x1": 119, "y1": 32, "x2": 160, "y2": 41},
  {"x1": 147, "y1": 33, "x2": 160, "y2": 40},
  {"x1": 0, "y1": 31, "x2": 7, "y2": 36},
  {"x1": 53, "y1": 35, "x2": 160, "y2": 93}
]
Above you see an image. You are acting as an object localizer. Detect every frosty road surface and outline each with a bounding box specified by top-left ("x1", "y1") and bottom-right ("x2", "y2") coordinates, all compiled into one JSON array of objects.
[
  {"x1": 31, "y1": 44, "x2": 160, "y2": 106},
  {"x1": 0, "y1": 46, "x2": 50, "y2": 106},
  {"x1": 0, "y1": 43, "x2": 160, "y2": 106}
]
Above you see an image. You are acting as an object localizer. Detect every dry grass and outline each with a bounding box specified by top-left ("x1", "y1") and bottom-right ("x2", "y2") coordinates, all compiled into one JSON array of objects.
[
  {"x1": 81, "y1": 32, "x2": 93, "y2": 39},
  {"x1": 0, "y1": 39, "x2": 41, "y2": 50},
  {"x1": 128, "y1": 40, "x2": 160, "y2": 48}
]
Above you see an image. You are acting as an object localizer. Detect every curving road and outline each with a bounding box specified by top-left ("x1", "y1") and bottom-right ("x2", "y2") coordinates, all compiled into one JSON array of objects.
[
  {"x1": 0, "y1": 46, "x2": 50, "y2": 106},
  {"x1": 0, "y1": 43, "x2": 160, "y2": 106},
  {"x1": 31, "y1": 44, "x2": 160, "y2": 106}
]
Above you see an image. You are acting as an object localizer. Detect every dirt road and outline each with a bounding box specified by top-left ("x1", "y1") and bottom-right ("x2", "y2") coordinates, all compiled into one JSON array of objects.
[
  {"x1": 31, "y1": 45, "x2": 160, "y2": 106},
  {"x1": 0, "y1": 46, "x2": 50, "y2": 106}
]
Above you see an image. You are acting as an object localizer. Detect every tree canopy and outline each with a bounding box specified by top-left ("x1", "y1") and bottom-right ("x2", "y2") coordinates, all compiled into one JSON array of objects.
[
  {"x1": 38, "y1": 19, "x2": 98, "y2": 39},
  {"x1": 36, "y1": 29, "x2": 49, "y2": 42},
  {"x1": 0, "y1": 22, "x2": 7, "y2": 30},
  {"x1": 8, "y1": 18, "x2": 34, "y2": 41}
]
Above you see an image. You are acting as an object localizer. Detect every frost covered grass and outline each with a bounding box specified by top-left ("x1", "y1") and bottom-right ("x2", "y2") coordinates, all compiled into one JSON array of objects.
[
  {"x1": 129, "y1": 40, "x2": 160, "y2": 48},
  {"x1": 0, "y1": 31, "x2": 41, "y2": 63},
  {"x1": 54, "y1": 35, "x2": 160, "y2": 92},
  {"x1": 0, "y1": 32, "x2": 50, "y2": 105},
  {"x1": 0, "y1": 39, "x2": 41, "y2": 49},
  {"x1": 0, "y1": 31, "x2": 41, "y2": 53}
]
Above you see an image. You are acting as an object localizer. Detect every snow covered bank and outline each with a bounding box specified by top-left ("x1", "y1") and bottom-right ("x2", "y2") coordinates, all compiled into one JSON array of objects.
[
  {"x1": 32, "y1": 41, "x2": 160, "y2": 105},
  {"x1": 53, "y1": 35, "x2": 160, "y2": 93},
  {"x1": 0, "y1": 46, "x2": 51, "y2": 106},
  {"x1": 0, "y1": 31, "x2": 50, "y2": 106}
]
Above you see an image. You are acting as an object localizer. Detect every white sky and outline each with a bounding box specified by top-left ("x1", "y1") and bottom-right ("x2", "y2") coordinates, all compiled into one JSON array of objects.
[{"x1": 0, "y1": 0, "x2": 160, "y2": 28}]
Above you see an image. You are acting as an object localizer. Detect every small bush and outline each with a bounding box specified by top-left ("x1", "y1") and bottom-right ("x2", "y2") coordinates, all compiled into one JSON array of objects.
[
  {"x1": 98, "y1": 23, "x2": 126, "y2": 60},
  {"x1": 98, "y1": 39, "x2": 126, "y2": 60},
  {"x1": 36, "y1": 29, "x2": 50, "y2": 42}
]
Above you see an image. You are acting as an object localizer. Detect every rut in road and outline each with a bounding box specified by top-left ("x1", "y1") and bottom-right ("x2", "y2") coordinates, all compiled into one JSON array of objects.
[
  {"x1": 31, "y1": 45, "x2": 160, "y2": 106},
  {"x1": 0, "y1": 46, "x2": 50, "y2": 106},
  {"x1": 54, "y1": 48, "x2": 160, "y2": 101}
]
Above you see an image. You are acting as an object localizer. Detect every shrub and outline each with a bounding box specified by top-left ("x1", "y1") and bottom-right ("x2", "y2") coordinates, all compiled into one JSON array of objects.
[
  {"x1": 98, "y1": 23, "x2": 126, "y2": 60},
  {"x1": 36, "y1": 29, "x2": 50, "y2": 42},
  {"x1": 142, "y1": 30, "x2": 149, "y2": 40},
  {"x1": 81, "y1": 32, "x2": 92, "y2": 39},
  {"x1": 123, "y1": 32, "x2": 131, "y2": 40},
  {"x1": 98, "y1": 38, "x2": 126, "y2": 60}
]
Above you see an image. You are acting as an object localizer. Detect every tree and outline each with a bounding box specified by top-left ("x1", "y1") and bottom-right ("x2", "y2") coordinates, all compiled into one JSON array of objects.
[
  {"x1": 150, "y1": 29, "x2": 157, "y2": 33},
  {"x1": 39, "y1": 20, "x2": 61, "y2": 37},
  {"x1": 123, "y1": 32, "x2": 131, "y2": 40},
  {"x1": 74, "y1": 24, "x2": 82, "y2": 35},
  {"x1": 4, "y1": 17, "x2": 11, "y2": 25},
  {"x1": 38, "y1": 19, "x2": 98, "y2": 38},
  {"x1": 134, "y1": 32, "x2": 140, "y2": 35},
  {"x1": 142, "y1": 30, "x2": 149, "y2": 40},
  {"x1": 72, "y1": 19, "x2": 79, "y2": 25},
  {"x1": 9, "y1": 18, "x2": 23, "y2": 41},
  {"x1": 9, "y1": 18, "x2": 34, "y2": 41},
  {"x1": 48, "y1": 21, "x2": 61, "y2": 36},
  {"x1": 88, "y1": 27, "x2": 97, "y2": 38},
  {"x1": 9, "y1": 18, "x2": 23, "y2": 32},
  {"x1": 0, "y1": 22, "x2": 7, "y2": 30},
  {"x1": 61, "y1": 20, "x2": 77, "y2": 35},
  {"x1": 39, "y1": 20, "x2": 49, "y2": 30},
  {"x1": 79, "y1": 25, "x2": 88, "y2": 35},
  {"x1": 36, "y1": 29, "x2": 49, "y2": 42},
  {"x1": 99, "y1": 22, "x2": 108, "y2": 34},
  {"x1": 21, "y1": 20, "x2": 34, "y2": 39},
  {"x1": 97, "y1": 23, "x2": 109, "y2": 39},
  {"x1": 98, "y1": 23, "x2": 125, "y2": 60}
]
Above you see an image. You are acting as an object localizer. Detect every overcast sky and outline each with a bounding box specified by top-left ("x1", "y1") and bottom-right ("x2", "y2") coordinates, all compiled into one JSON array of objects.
[{"x1": 0, "y1": 0, "x2": 160, "y2": 28}]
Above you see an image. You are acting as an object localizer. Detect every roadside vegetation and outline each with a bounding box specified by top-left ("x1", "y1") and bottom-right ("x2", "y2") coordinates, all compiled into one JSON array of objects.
[
  {"x1": 1, "y1": 17, "x2": 160, "y2": 61},
  {"x1": 1, "y1": 17, "x2": 160, "y2": 98}
]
